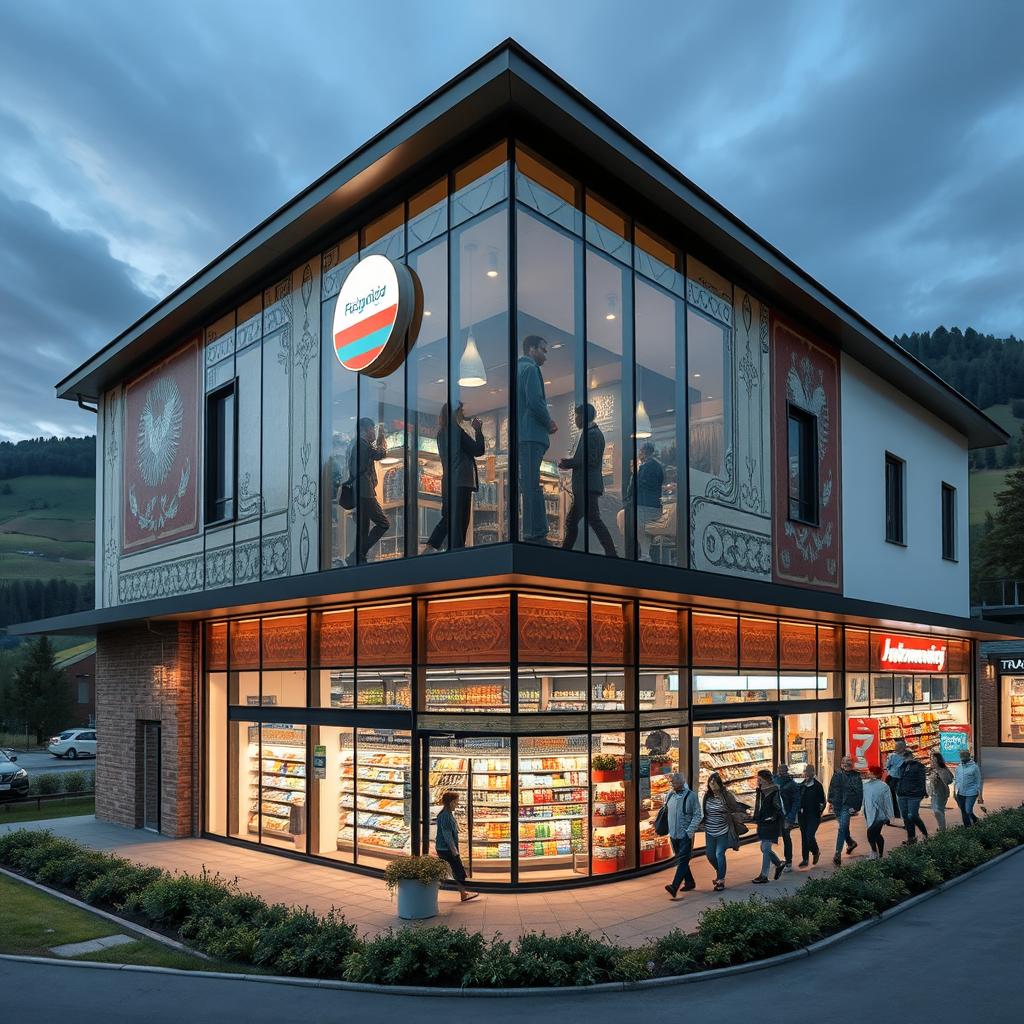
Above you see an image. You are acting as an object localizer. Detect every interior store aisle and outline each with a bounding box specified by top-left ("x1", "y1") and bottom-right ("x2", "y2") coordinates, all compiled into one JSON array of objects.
[{"x1": 4, "y1": 746, "x2": 1021, "y2": 946}]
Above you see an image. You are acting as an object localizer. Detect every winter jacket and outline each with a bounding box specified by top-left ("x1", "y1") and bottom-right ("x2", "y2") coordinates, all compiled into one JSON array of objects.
[
  {"x1": 862, "y1": 778, "x2": 895, "y2": 826},
  {"x1": 954, "y1": 760, "x2": 983, "y2": 797},
  {"x1": 797, "y1": 779, "x2": 827, "y2": 820},
  {"x1": 665, "y1": 785, "x2": 703, "y2": 840},
  {"x1": 753, "y1": 784, "x2": 785, "y2": 842},
  {"x1": 566, "y1": 424, "x2": 606, "y2": 496},
  {"x1": 827, "y1": 769, "x2": 864, "y2": 812},
  {"x1": 896, "y1": 758, "x2": 927, "y2": 800},
  {"x1": 884, "y1": 750, "x2": 906, "y2": 780},
  {"x1": 927, "y1": 764, "x2": 953, "y2": 805},
  {"x1": 773, "y1": 772, "x2": 801, "y2": 824},
  {"x1": 702, "y1": 786, "x2": 750, "y2": 847}
]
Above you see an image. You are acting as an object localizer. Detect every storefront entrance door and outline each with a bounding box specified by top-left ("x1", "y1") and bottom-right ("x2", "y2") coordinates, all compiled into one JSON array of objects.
[{"x1": 141, "y1": 721, "x2": 161, "y2": 832}]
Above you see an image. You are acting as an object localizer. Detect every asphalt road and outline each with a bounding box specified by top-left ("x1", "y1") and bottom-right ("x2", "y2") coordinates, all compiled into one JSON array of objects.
[
  {"x1": 2, "y1": 848, "x2": 1021, "y2": 1024},
  {"x1": 6, "y1": 750, "x2": 97, "y2": 774}
]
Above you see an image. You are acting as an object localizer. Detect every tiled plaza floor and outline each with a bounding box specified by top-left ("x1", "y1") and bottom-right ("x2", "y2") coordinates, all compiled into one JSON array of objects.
[{"x1": 4, "y1": 747, "x2": 1021, "y2": 946}]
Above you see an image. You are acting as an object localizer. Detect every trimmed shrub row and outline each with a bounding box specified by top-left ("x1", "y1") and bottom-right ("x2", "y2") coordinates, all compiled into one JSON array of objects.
[
  {"x1": 2, "y1": 808, "x2": 1023, "y2": 987},
  {"x1": 26, "y1": 769, "x2": 95, "y2": 796}
]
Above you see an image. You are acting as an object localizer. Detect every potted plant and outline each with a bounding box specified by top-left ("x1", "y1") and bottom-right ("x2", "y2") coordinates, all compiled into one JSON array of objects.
[
  {"x1": 592, "y1": 753, "x2": 624, "y2": 783},
  {"x1": 384, "y1": 855, "x2": 450, "y2": 920}
]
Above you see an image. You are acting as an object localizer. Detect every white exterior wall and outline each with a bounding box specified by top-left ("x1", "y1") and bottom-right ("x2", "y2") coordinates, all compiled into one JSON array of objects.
[{"x1": 840, "y1": 353, "x2": 970, "y2": 616}]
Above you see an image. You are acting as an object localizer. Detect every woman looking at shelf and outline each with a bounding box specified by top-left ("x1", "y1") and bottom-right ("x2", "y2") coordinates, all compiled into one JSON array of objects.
[
  {"x1": 434, "y1": 791, "x2": 479, "y2": 902},
  {"x1": 701, "y1": 772, "x2": 748, "y2": 892}
]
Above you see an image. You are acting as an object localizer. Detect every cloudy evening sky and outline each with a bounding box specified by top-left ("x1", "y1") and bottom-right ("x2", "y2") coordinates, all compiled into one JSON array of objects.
[{"x1": 1, "y1": 0, "x2": 1022, "y2": 440}]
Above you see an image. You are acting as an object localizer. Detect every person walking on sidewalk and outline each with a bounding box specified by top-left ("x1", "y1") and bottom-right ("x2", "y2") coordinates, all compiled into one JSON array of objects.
[
  {"x1": 896, "y1": 748, "x2": 929, "y2": 843},
  {"x1": 434, "y1": 791, "x2": 478, "y2": 903},
  {"x1": 702, "y1": 772, "x2": 748, "y2": 892},
  {"x1": 773, "y1": 763, "x2": 800, "y2": 871},
  {"x1": 797, "y1": 764, "x2": 827, "y2": 867},
  {"x1": 954, "y1": 749, "x2": 984, "y2": 826},
  {"x1": 863, "y1": 765, "x2": 895, "y2": 859},
  {"x1": 884, "y1": 738, "x2": 907, "y2": 823},
  {"x1": 927, "y1": 750, "x2": 954, "y2": 832},
  {"x1": 751, "y1": 769, "x2": 786, "y2": 883},
  {"x1": 827, "y1": 755, "x2": 863, "y2": 866},
  {"x1": 664, "y1": 772, "x2": 703, "y2": 899}
]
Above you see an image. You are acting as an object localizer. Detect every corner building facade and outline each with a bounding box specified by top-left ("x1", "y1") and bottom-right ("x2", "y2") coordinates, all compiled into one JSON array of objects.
[{"x1": 21, "y1": 43, "x2": 1013, "y2": 887}]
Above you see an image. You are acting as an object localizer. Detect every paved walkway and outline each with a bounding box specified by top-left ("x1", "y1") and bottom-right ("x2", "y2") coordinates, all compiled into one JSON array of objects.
[
  {"x1": 3, "y1": 837, "x2": 1022, "y2": 1020},
  {"x1": 3, "y1": 747, "x2": 1021, "y2": 945}
]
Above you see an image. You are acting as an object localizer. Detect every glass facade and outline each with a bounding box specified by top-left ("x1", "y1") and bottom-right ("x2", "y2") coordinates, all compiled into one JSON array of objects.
[{"x1": 203, "y1": 593, "x2": 974, "y2": 887}]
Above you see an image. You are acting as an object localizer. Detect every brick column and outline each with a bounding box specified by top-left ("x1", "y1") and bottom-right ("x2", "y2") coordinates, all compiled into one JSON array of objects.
[
  {"x1": 979, "y1": 661, "x2": 999, "y2": 748},
  {"x1": 95, "y1": 621, "x2": 198, "y2": 837}
]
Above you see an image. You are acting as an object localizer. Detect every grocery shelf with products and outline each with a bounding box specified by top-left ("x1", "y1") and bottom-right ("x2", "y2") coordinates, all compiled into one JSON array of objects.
[
  {"x1": 694, "y1": 720, "x2": 773, "y2": 802},
  {"x1": 246, "y1": 726, "x2": 306, "y2": 847},
  {"x1": 1004, "y1": 678, "x2": 1024, "y2": 743},
  {"x1": 339, "y1": 737, "x2": 411, "y2": 863},
  {"x1": 874, "y1": 706, "x2": 963, "y2": 759}
]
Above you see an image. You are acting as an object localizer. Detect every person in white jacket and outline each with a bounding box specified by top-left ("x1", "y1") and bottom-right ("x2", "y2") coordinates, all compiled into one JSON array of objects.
[
  {"x1": 954, "y1": 749, "x2": 984, "y2": 826},
  {"x1": 863, "y1": 765, "x2": 895, "y2": 859}
]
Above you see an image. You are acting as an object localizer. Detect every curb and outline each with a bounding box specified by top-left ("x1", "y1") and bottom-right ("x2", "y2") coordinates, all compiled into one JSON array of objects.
[{"x1": 1, "y1": 842, "x2": 1021, "y2": 997}]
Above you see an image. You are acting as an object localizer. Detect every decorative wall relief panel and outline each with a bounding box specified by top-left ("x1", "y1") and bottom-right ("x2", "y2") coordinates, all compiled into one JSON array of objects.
[
  {"x1": 122, "y1": 339, "x2": 200, "y2": 553},
  {"x1": 118, "y1": 553, "x2": 204, "y2": 603},
  {"x1": 687, "y1": 270, "x2": 773, "y2": 582},
  {"x1": 235, "y1": 299, "x2": 263, "y2": 527},
  {"x1": 261, "y1": 274, "x2": 291, "y2": 518},
  {"x1": 101, "y1": 387, "x2": 123, "y2": 609},
  {"x1": 425, "y1": 595, "x2": 510, "y2": 664},
  {"x1": 771, "y1": 317, "x2": 842, "y2": 591}
]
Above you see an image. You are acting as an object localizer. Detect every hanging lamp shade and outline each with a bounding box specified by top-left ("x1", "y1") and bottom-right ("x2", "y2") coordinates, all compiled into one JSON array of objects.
[
  {"x1": 635, "y1": 399, "x2": 653, "y2": 438},
  {"x1": 458, "y1": 332, "x2": 487, "y2": 387}
]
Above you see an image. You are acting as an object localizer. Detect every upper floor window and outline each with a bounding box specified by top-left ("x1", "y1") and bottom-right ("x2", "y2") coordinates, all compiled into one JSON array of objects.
[
  {"x1": 941, "y1": 482, "x2": 956, "y2": 561},
  {"x1": 206, "y1": 382, "x2": 236, "y2": 525},
  {"x1": 885, "y1": 452, "x2": 905, "y2": 545},
  {"x1": 786, "y1": 405, "x2": 818, "y2": 524}
]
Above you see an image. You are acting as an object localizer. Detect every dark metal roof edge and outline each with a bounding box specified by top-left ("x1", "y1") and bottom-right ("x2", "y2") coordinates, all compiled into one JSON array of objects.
[
  {"x1": 55, "y1": 39, "x2": 1006, "y2": 448},
  {"x1": 7, "y1": 544, "x2": 1022, "y2": 641}
]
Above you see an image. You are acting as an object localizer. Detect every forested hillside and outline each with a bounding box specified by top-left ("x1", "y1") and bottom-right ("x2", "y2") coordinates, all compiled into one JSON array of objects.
[{"x1": 0, "y1": 435, "x2": 95, "y2": 480}]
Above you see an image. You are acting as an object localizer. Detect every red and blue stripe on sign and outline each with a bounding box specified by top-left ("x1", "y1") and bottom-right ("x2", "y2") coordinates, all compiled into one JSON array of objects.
[{"x1": 334, "y1": 304, "x2": 398, "y2": 371}]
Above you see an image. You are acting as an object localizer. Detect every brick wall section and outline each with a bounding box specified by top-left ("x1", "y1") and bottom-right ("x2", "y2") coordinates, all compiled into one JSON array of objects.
[
  {"x1": 979, "y1": 665, "x2": 999, "y2": 747},
  {"x1": 95, "y1": 622, "x2": 198, "y2": 837}
]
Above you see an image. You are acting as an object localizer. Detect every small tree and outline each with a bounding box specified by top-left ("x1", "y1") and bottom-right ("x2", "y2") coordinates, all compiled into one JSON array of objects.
[
  {"x1": 977, "y1": 465, "x2": 1024, "y2": 581},
  {"x1": 11, "y1": 637, "x2": 72, "y2": 744}
]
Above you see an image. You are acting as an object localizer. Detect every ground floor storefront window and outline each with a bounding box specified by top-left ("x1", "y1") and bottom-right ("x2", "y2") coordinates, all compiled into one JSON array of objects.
[{"x1": 1000, "y1": 674, "x2": 1024, "y2": 744}]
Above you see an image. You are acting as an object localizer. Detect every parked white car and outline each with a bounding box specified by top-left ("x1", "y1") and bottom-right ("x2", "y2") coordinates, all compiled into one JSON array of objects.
[{"x1": 47, "y1": 729, "x2": 97, "y2": 760}]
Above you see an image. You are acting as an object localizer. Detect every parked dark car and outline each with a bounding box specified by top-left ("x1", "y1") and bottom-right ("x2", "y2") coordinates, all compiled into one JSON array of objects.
[{"x1": 0, "y1": 749, "x2": 29, "y2": 801}]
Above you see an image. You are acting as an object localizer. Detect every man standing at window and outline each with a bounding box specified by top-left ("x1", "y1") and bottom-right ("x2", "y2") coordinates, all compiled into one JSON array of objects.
[
  {"x1": 347, "y1": 417, "x2": 389, "y2": 565},
  {"x1": 626, "y1": 441, "x2": 664, "y2": 561},
  {"x1": 559, "y1": 403, "x2": 618, "y2": 556},
  {"x1": 516, "y1": 335, "x2": 557, "y2": 543}
]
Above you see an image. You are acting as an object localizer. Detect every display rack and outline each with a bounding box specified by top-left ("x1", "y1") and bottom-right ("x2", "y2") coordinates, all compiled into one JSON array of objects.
[
  {"x1": 339, "y1": 747, "x2": 411, "y2": 856},
  {"x1": 876, "y1": 708, "x2": 954, "y2": 759},
  {"x1": 697, "y1": 727, "x2": 773, "y2": 800},
  {"x1": 248, "y1": 740, "x2": 305, "y2": 839},
  {"x1": 1009, "y1": 680, "x2": 1024, "y2": 741}
]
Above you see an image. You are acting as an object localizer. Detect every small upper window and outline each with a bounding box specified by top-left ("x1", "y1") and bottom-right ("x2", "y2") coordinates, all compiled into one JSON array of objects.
[
  {"x1": 885, "y1": 453, "x2": 905, "y2": 545},
  {"x1": 205, "y1": 383, "x2": 237, "y2": 525},
  {"x1": 941, "y1": 482, "x2": 956, "y2": 560},
  {"x1": 787, "y1": 405, "x2": 818, "y2": 524}
]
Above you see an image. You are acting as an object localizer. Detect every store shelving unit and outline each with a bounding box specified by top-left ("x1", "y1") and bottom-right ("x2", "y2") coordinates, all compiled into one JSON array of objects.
[
  {"x1": 339, "y1": 748, "x2": 411, "y2": 857},
  {"x1": 1008, "y1": 680, "x2": 1024, "y2": 741},
  {"x1": 248, "y1": 741, "x2": 305, "y2": 840},
  {"x1": 876, "y1": 708, "x2": 954, "y2": 759},
  {"x1": 696, "y1": 728, "x2": 773, "y2": 801}
]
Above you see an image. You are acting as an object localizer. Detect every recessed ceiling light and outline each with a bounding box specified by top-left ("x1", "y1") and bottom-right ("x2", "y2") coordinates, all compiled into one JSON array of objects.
[
  {"x1": 423, "y1": 309, "x2": 432, "y2": 317},
  {"x1": 434, "y1": 378, "x2": 444, "y2": 384},
  {"x1": 552, "y1": 343, "x2": 563, "y2": 349},
  {"x1": 692, "y1": 372, "x2": 701, "y2": 378}
]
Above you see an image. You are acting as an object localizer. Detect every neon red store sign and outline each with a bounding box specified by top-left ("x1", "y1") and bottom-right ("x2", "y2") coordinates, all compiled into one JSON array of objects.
[{"x1": 878, "y1": 634, "x2": 947, "y2": 672}]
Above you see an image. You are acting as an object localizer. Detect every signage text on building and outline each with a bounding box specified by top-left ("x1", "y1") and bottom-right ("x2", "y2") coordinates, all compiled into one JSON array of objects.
[{"x1": 878, "y1": 634, "x2": 947, "y2": 672}]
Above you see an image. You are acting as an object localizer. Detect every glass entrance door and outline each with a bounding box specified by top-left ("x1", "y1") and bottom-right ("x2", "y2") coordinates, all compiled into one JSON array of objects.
[{"x1": 141, "y1": 721, "x2": 161, "y2": 832}]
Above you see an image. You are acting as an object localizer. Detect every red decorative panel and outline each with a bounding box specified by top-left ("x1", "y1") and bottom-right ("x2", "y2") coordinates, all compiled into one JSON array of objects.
[
  {"x1": 818, "y1": 625, "x2": 841, "y2": 670},
  {"x1": 315, "y1": 609, "x2": 354, "y2": 666},
  {"x1": 592, "y1": 601, "x2": 631, "y2": 664},
  {"x1": 206, "y1": 621, "x2": 227, "y2": 670},
  {"x1": 518, "y1": 594, "x2": 587, "y2": 663},
  {"x1": 691, "y1": 613, "x2": 738, "y2": 667},
  {"x1": 261, "y1": 614, "x2": 307, "y2": 668},
  {"x1": 639, "y1": 605, "x2": 685, "y2": 665},
  {"x1": 845, "y1": 628, "x2": 869, "y2": 671},
  {"x1": 122, "y1": 338, "x2": 201, "y2": 552},
  {"x1": 771, "y1": 317, "x2": 841, "y2": 591},
  {"x1": 357, "y1": 603, "x2": 412, "y2": 666},
  {"x1": 426, "y1": 595, "x2": 510, "y2": 664},
  {"x1": 779, "y1": 621, "x2": 816, "y2": 669},
  {"x1": 230, "y1": 619, "x2": 260, "y2": 669},
  {"x1": 740, "y1": 618, "x2": 777, "y2": 669},
  {"x1": 947, "y1": 639, "x2": 969, "y2": 673}
]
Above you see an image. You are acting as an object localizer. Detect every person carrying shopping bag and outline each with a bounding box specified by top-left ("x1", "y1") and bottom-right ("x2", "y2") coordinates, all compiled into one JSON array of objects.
[
  {"x1": 663, "y1": 772, "x2": 703, "y2": 899},
  {"x1": 751, "y1": 770, "x2": 786, "y2": 884},
  {"x1": 701, "y1": 772, "x2": 749, "y2": 892},
  {"x1": 927, "y1": 750, "x2": 953, "y2": 832}
]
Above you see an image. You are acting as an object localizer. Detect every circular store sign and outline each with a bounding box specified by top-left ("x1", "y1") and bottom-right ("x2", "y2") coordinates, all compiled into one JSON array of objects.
[{"x1": 332, "y1": 254, "x2": 420, "y2": 378}]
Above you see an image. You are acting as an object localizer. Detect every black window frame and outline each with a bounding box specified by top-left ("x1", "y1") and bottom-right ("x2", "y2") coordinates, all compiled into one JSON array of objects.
[
  {"x1": 786, "y1": 403, "x2": 818, "y2": 526},
  {"x1": 884, "y1": 452, "x2": 905, "y2": 546},
  {"x1": 205, "y1": 380, "x2": 238, "y2": 527},
  {"x1": 941, "y1": 482, "x2": 957, "y2": 561}
]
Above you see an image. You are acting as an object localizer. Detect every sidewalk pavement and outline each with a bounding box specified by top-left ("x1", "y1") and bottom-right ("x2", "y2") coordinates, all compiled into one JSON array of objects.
[{"x1": 3, "y1": 747, "x2": 1020, "y2": 946}]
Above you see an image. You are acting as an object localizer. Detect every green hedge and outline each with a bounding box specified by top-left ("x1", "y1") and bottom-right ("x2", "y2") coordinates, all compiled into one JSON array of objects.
[
  {"x1": 2, "y1": 808, "x2": 1022, "y2": 987},
  {"x1": 26, "y1": 769, "x2": 95, "y2": 796}
]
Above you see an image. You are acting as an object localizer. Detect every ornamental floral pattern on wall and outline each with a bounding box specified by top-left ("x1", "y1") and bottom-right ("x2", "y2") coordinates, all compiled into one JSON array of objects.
[{"x1": 122, "y1": 339, "x2": 201, "y2": 552}]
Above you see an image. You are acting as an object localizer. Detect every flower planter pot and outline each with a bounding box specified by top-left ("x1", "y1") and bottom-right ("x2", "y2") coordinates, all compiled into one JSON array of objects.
[
  {"x1": 592, "y1": 857, "x2": 619, "y2": 874},
  {"x1": 592, "y1": 769, "x2": 625, "y2": 783},
  {"x1": 640, "y1": 847, "x2": 656, "y2": 865},
  {"x1": 396, "y1": 879, "x2": 439, "y2": 920}
]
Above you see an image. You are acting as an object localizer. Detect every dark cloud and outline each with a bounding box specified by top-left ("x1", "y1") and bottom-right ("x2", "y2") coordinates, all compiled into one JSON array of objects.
[{"x1": 0, "y1": 0, "x2": 1021, "y2": 438}]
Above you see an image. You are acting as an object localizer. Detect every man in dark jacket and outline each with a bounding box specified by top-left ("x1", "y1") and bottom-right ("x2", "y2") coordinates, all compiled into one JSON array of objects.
[
  {"x1": 827, "y1": 756, "x2": 864, "y2": 866},
  {"x1": 796, "y1": 764, "x2": 827, "y2": 867},
  {"x1": 773, "y1": 764, "x2": 800, "y2": 870},
  {"x1": 516, "y1": 335, "x2": 557, "y2": 543},
  {"x1": 559, "y1": 403, "x2": 617, "y2": 556},
  {"x1": 896, "y1": 749, "x2": 929, "y2": 843},
  {"x1": 347, "y1": 417, "x2": 390, "y2": 565},
  {"x1": 626, "y1": 442, "x2": 664, "y2": 561},
  {"x1": 426, "y1": 402, "x2": 486, "y2": 551}
]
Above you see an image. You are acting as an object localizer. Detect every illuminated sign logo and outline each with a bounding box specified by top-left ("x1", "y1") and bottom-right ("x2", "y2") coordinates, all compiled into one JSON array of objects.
[
  {"x1": 878, "y1": 634, "x2": 947, "y2": 672},
  {"x1": 999, "y1": 657, "x2": 1024, "y2": 673},
  {"x1": 332, "y1": 254, "x2": 420, "y2": 377},
  {"x1": 847, "y1": 716, "x2": 880, "y2": 771}
]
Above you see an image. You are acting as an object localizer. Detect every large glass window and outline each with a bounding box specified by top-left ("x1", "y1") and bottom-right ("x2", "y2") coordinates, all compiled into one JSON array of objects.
[
  {"x1": 1002, "y1": 675, "x2": 1024, "y2": 743},
  {"x1": 687, "y1": 308, "x2": 730, "y2": 481},
  {"x1": 787, "y1": 405, "x2": 818, "y2": 524},
  {"x1": 205, "y1": 383, "x2": 236, "y2": 525},
  {"x1": 350, "y1": 729, "x2": 412, "y2": 868},
  {"x1": 311, "y1": 725, "x2": 354, "y2": 862},
  {"x1": 590, "y1": 731, "x2": 635, "y2": 875},
  {"x1": 639, "y1": 726, "x2": 684, "y2": 866}
]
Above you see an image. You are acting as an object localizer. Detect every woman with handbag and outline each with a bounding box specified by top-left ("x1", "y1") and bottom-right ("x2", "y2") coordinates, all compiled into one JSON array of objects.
[
  {"x1": 927, "y1": 750, "x2": 953, "y2": 831},
  {"x1": 863, "y1": 765, "x2": 895, "y2": 859},
  {"x1": 701, "y1": 772, "x2": 749, "y2": 892},
  {"x1": 751, "y1": 770, "x2": 786, "y2": 883}
]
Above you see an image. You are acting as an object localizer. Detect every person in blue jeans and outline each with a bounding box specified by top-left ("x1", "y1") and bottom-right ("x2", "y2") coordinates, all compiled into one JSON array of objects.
[
  {"x1": 954, "y1": 748, "x2": 984, "y2": 825},
  {"x1": 663, "y1": 772, "x2": 703, "y2": 898},
  {"x1": 827, "y1": 755, "x2": 863, "y2": 866},
  {"x1": 701, "y1": 772, "x2": 747, "y2": 892},
  {"x1": 895, "y1": 749, "x2": 929, "y2": 843},
  {"x1": 516, "y1": 335, "x2": 557, "y2": 542},
  {"x1": 772, "y1": 763, "x2": 800, "y2": 870}
]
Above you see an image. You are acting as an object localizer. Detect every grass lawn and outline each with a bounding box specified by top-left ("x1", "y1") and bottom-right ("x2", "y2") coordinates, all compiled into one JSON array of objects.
[
  {"x1": 0, "y1": 796, "x2": 95, "y2": 824},
  {"x1": 0, "y1": 874, "x2": 247, "y2": 971}
]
